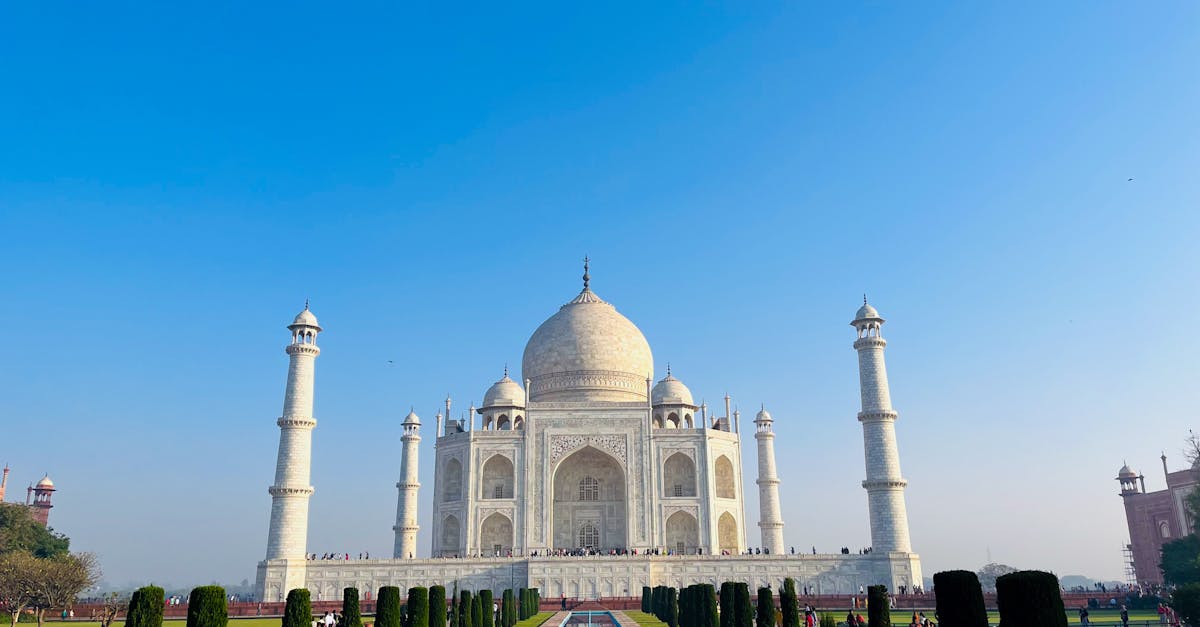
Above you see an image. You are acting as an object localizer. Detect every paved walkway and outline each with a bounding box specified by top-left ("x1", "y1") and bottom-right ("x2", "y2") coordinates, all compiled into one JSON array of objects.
[
  {"x1": 610, "y1": 611, "x2": 637, "y2": 627},
  {"x1": 545, "y1": 611, "x2": 571, "y2": 626}
]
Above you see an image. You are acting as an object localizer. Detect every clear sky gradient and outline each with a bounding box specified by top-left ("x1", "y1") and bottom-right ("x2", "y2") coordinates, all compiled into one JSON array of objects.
[{"x1": 2, "y1": 3, "x2": 1198, "y2": 589}]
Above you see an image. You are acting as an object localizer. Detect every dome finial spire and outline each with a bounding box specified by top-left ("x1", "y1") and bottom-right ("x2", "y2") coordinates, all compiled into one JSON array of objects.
[
  {"x1": 666, "y1": 362, "x2": 671, "y2": 377},
  {"x1": 582, "y1": 256, "x2": 590, "y2": 290},
  {"x1": 305, "y1": 297, "x2": 310, "y2": 310},
  {"x1": 503, "y1": 363, "x2": 509, "y2": 378},
  {"x1": 863, "y1": 293, "x2": 868, "y2": 305}
]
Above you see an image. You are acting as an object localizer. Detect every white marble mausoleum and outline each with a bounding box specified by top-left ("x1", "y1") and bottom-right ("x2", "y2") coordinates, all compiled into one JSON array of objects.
[{"x1": 255, "y1": 262, "x2": 922, "y2": 601}]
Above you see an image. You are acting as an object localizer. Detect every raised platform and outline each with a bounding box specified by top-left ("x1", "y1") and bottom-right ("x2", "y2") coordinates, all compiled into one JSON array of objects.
[{"x1": 256, "y1": 553, "x2": 921, "y2": 602}]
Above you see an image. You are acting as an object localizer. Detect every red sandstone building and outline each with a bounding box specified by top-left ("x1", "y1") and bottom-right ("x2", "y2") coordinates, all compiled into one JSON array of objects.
[
  {"x1": 1118, "y1": 455, "x2": 1197, "y2": 586},
  {"x1": 0, "y1": 465, "x2": 55, "y2": 526}
]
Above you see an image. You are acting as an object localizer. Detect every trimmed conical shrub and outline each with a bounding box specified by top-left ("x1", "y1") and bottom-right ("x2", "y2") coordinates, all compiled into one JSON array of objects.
[
  {"x1": 642, "y1": 587, "x2": 652, "y2": 614},
  {"x1": 933, "y1": 571, "x2": 987, "y2": 627},
  {"x1": 125, "y1": 586, "x2": 165, "y2": 627},
  {"x1": 429, "y1": 587, "x2": 447, "y2": 627},
  {"x1": 187, "y1": 586, "x2": 227, "y2": 627},
  {"x1": 733, "y1": 584, "x2": 752, "y2": 627},
  {"x1": 867, "y1": 586, "x2": 890, "y2": 627},
  {"x1": 700, "y1": 584, "x2": 718, "y2": 627},
  {"x1": 341, "y1": 588, "x2": 363, "y2": 627},
  {"x1": 479, "y1": 591, "x2": 493, "y2": 627},
  {"x1": 780, "y1": 579, "x2": 799, "y2": 627},
  {"x1": 756, "y1": 588, "x2": 775, "y2": 627},
  {"x1": 996, "y1": 571, "x2": 1067, "y2": 627},
  {"x1": 719, "y1": 583, "x2": 735, "y2": 627},
  {"x1": 377, "y1": 587, "x2": 403, "y2": 627},
  {"x1": 283, "y1": 589, "x2": 313, "y2": 627},
  {"x1": 408, "y1": 588, "x2": 429, "y2": 627},
  {"x1": 471, "y1": 593, "x2": 483, "y2": 627},
  {"x1": 501, "y1": 590, "x2": 515, "y2": 627}
]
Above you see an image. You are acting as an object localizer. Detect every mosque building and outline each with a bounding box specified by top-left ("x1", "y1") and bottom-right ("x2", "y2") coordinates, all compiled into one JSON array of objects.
[
  {"x1": 255, "y1": 263, "x2": 922, "y2": 601},
  {"x1": 0, "y1": 465, "x2": 56, "y2": 527}
]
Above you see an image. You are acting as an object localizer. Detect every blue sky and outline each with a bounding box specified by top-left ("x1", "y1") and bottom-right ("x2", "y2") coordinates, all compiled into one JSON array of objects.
[{"x1": 1, "y1": 3, "x2": 1198, "y2": 588}]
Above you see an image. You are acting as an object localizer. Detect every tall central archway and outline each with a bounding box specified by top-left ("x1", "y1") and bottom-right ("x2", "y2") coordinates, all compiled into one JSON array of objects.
[{"x1": 552, "y1": 446, "x2": 626, "y2": 550}]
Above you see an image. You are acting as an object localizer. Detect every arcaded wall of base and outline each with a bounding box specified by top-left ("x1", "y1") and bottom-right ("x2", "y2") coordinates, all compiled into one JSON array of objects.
[{"x1": 258, "y1": 553, "x2": 921, "y2": 601}]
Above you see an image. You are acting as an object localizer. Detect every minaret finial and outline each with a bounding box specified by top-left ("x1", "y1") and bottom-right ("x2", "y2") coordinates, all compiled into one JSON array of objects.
[
  {"x1": 305, "y1": 297, "x2": 310, "y2": 310},
  {"x1": 666, "y1": 363, "x2": 671, "y2": 377},
  {"x1": 583, "y1": 256, "x2": 590, "y2": 290},
  {"x1": 503, "y1": 363, "x2": 509, "y2": 377},
  {"x1": 863, "y1": 293, "x2": 868, "y2": 305}
]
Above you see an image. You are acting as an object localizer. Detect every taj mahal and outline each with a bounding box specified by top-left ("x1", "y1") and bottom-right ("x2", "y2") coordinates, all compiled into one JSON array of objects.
[{"x1": 255, "y1": 262, "x2": 922, "y2": 602}]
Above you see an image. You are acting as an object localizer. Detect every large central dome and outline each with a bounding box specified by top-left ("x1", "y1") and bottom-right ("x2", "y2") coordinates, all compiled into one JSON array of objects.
[{"x1": 521, "y1": 282, "x2": 654, "y2": 403}]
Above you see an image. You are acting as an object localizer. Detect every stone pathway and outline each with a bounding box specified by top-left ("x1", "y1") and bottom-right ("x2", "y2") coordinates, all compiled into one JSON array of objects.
[
  {"x1": 609, "y1": 611, "x2": 637, "y2": 627},
  {"x1": 545, "y1": 611, "x2": 571, "y2": 626}
]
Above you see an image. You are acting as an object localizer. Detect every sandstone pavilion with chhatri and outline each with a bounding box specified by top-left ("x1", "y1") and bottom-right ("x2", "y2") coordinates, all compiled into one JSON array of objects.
[{"x1": 255, "y1": 260, "x2": 922, "y2": 602}]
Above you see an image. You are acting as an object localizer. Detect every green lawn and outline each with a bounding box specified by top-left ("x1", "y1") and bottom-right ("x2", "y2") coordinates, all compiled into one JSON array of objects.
[
  {"x1": 514, "y1": 611, "x2": 556, "y2": 627},
  {"x1": 621, "y1": 611, "x2": 668, "y2": 627},
  {"x1": 49, "y1": 621, "x2": 280, "y2": 627}
]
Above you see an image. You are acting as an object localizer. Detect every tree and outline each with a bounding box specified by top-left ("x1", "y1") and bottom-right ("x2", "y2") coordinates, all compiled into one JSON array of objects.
[
  {"x1": 92, "y1": 592, "x2": 125, "y2": 627},
  {"x1": 1162, "y1": 535, "x2": 1200, "y2": 586},
  {"x1": 664, "y1": 588, "x2": 678, "y2": 627},
  {"x1": 779, "y1": 579, "x2": 799, "y2": 627},
  {"x1": 283, "y1": 590, "x2": 312, "y2": 627},
  {"x1": 123, "y1": 585, "x2": 164, "y2": 627},
  {"x1": 933, "y1": 571, "x2": 987, "y2": 627},
  {"x1": 341, "y1": 588, "x2": 362, "y2": 627},
  {"x1": 478, "y1": 590, "x2": 493, "y2": 627},
  {"x1": 995, "y1": 571, "x2": 1066, "y2": 627},
  {"x1": 429, "y1": 586, "x2": 447, "y2": 627},
  {"x1": 458, "y1": 591, "x2": 472, "y2": 627},
  {"x1": 733, "y1": 584, "x2": 752, "y2": 627},
  {"x1": 26, "y1": 552, "x2": 101, "y2": 627},
  {"x1": 1170, "y1": 584, "x2": 1200, "y2": 627},
  {"x1": 501, "y1": 590, "x2": 515, "y2": 627},
  {"x1": 756, "y1": 588, "x2": 775, "y2": 627},
  {"x1": 976, "y1": 564, "x2": 1019, "y2": 592},
  {"x1": 700, "y1": 584, "x2": 718, "y2": 627},
  {"x1": 0, "y1": 504, "x2": 69, "y2": 559},
  {"x1": 642, "y1": 587, "x2": 652, "y2": 614},
  {"x1": 0, "y1": 551, "x2": 38, "y2": 627},
  {"x1": 719, "y1": 583, "x2": 735, "y2": 627},
  {"x1": 377, "y1": 587, "x2": 402, "y2": 627},
  {"x1": 407, "y1": 588, "x2": 429, "y2": 627},
  {"x1": 186, "y1": 586, "x2": 226, "y2": 627},
  {"x1": 867, "y1": 586, "x2": 890, "y2": 627},
  {"x1": 473, "y1": 593, "x2": 484, "y2": 627}
]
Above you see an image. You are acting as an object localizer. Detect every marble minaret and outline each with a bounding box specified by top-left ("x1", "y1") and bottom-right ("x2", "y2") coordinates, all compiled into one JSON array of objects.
[
  {"x1": 264, "y1": 303, "x2": 322, "y2": 594},
  {"x1": 852, "y1": 298, "x2": 912, "y2": 553},
  {"x1": 393, "y1": 409, "x2": 421, "y2": 558},
  {"x1": 754, "y1": 406, "x2": 785, "y2": 554}
]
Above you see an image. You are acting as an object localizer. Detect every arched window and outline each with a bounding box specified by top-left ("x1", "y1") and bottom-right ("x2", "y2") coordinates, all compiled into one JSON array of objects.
[
  {"x1": 667, "y1": 412, "x2": 680, "y2": 428},
  {"x1": 715, "y1": 456, "x2": 735, "y2": 499},
  {"x1": 497, "y1": 415, "x2": 510, "y2": 430},
  {"x1": 514, "y1": 415, "x2": 524, "y2": 430},
  {"x1": 578, "y1": 523, "x2": 600, "y2": 549},
  {"x1": 579, "y1": 476, "x2": 600, "y2": 501},
  {"x1": 653, "y1": 414, "x2": 664, "y2": 428},
  {"x1": 1161, "y1": 521, "x2": 1172, "y2": 538},
  {"x1": 443, "y1": 459, "x2": 463, "y2": 502}
]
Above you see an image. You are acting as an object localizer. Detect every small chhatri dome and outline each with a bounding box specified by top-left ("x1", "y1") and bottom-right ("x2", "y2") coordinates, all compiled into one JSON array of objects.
[
  {"x1": 290, "y1": 300, "x2": 322, "y2": 330},
  {"x1": 36, "y1": 474, "x2": 54, "y2": 489},
  {"x1": 652, "y1": 367, "x2": 694, "y2": 407},
  {"x1": 756, "y1": 406, "x2": 773, "y2": 422},
  {"x1": 1118, "y1": 463, "x2": 1138, "y2": 478},
  {"x1": 403, "y1": 409, "x2": 421, "y2": 426},
  {"x1": 483, "y1": 368, "x2": 527, "y2": 408}
]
